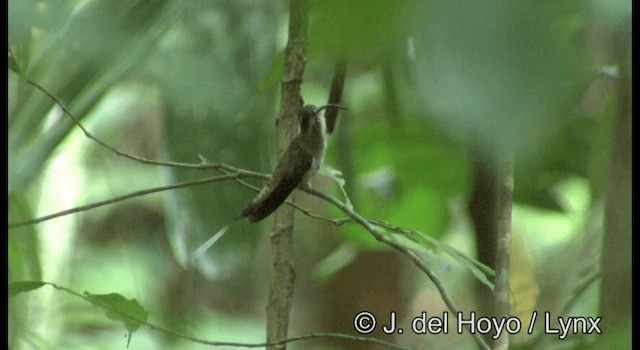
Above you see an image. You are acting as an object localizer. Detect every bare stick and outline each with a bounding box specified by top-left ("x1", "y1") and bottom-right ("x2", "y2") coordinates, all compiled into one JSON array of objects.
[
  {"x1": 266, "y1": 1, "x2": 309, "y2": 348},
  {"x1": 9, "y1": 174, "x2": 242, "y2": 228},
  {"x1": 493, "y1": 157, "x2": 514, "y2": 350}
]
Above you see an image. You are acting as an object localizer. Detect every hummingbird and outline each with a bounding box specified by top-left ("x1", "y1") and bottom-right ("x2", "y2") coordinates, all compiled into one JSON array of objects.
[
  {"x1": 241, "y1": 103, "x2": 348, "y2": 222},
  {"x1": 193, "y1": 104, "x2": 348, "y2": 258}
]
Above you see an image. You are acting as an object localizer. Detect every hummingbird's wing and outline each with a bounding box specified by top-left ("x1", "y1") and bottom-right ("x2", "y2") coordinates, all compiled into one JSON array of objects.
[{"x1": 240, "y1": 143, "x2": 312, "y2": 223}]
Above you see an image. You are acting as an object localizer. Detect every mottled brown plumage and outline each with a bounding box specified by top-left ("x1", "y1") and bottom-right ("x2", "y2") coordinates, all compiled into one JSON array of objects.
[{"x1": 241, "y1": 104, "x2": 346, "y2": 222}]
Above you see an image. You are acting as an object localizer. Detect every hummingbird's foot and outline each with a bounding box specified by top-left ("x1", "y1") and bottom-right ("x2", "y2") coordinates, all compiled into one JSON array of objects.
[{"x1": 298, "y1": 180, "x2": 313, "y2": 191}]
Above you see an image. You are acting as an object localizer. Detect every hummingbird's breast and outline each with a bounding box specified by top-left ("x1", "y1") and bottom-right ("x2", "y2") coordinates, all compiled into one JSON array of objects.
[{"x1": 301, "y1": 118, "x2": 327, "y2": 181}]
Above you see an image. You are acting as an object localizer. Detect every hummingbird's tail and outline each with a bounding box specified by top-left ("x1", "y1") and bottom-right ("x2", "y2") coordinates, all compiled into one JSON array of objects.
[{"x1": 191, "y1": 220, "x2": 237, "y2": 259}]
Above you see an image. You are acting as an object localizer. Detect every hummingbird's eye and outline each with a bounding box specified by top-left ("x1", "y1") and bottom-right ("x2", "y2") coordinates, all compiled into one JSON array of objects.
[{"x1": 301, "y1": 105, "x2": 316, "y2": 115}]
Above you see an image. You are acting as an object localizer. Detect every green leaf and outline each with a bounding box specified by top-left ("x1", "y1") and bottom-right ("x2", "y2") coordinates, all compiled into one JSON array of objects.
[
  {"x1": 415, "y1": 230, "x2": 495, "y2": 290},
  {"x1": 9, "y1": 281, "x2": 46, "y2": 298},
  {"x1": 321, "y1": 166, "x2": 353, "y2": 210},
  {"x1": 85, "y1": 292, "x2": 148, "y2": 347},
  {"x1": 414, "y1": 0, "x2": 589, "y2": 156},
  {"x1": 374, "y1": 221, "x2": 495, "y2": 290},
  {"x1": 8, "y1": 51, "x2": 23, "y2": 76},
  {"x1": 436, "y1": 242, "x2": 495, "y2": 290}
]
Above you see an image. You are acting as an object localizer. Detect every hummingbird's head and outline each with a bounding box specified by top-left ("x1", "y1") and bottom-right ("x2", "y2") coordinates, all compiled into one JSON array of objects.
[
  {"x1": 298, "y1": 105, "x2": 319, "y2": 134},
  {"x1": 299, "y1": 104, "x2": 348, "y2": 133}
]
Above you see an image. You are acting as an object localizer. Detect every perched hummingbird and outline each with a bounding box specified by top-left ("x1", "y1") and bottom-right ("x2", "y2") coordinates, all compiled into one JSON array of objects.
[
  {"x1": 241, "y1": 104, "x2": 348, "y2": 222},
  {"x1": 193, "y1": 104, "x2": 347, "y2": 258}
]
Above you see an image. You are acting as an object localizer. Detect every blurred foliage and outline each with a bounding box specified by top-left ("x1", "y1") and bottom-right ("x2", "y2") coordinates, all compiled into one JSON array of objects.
[
  {"x1": 8, "y1": 0, "x2": 629, "y2": 349},
  {"x1": 147, "y1": 1, "x2": 281, "y2": 281},
  {"x1": 414, "y1": 0, "x2": 589, "y2": 155},
  {"x1": 310, "y1": 0, "x2": 418, "y2": 65}
]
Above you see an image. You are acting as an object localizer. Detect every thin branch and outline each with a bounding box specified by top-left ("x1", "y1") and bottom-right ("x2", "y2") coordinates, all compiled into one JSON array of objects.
[
  {"x1": 34, "y1": 281, "x2": 410, "y2": 350},
  {"x1": 148, "y1": 326, "x2": 413, "y2": 350},
  {"x1": 7, "y1": 162, "x2": 347, "y2": 229},
  {"x1": 8, "y1": 174, "x2": 242, "y2": 228},
  {"x1": 23, "y1": 77, "x2": 238, "y2": 172},
  {"x1": 493, "y1": 157, "x2": 514, "y2": 350}
]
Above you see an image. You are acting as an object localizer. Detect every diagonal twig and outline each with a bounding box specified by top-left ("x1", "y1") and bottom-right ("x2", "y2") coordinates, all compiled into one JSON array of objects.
[{"x1": 9, "y1": 174, "x2": 242, "y2": 228}]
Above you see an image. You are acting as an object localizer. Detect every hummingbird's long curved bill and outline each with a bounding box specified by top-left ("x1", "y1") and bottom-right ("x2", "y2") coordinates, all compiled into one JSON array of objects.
[{"x1": 315, "y1": 104, "x2": 349, "y2": 114}]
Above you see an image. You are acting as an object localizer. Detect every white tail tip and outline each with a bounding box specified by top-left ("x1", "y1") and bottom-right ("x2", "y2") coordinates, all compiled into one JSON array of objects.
[{"x1": 192, "y1": 225, "x2": 229, "y2": 258}]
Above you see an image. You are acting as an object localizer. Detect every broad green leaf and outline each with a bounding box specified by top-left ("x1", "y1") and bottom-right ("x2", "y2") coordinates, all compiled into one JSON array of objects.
[
  {"x1": 85, "y1": 292, "x2": 148, "y2": 347},
  {"x1": 374, "y1": 221, "x2": 495, "y2": 290},
  {"x1": 419, "y1": 237, "x2": 494, "y2": 290},
  {"x1": 8, "y1": 51, "x2": 23, "y2": 76},
  {"x1": 321, "y1": 166, "x2": 353, "y2": 210},
  {"x1": 9, "y1": 281, "x2": 46, "y2": 298},
  {"x1": 414, "y1": 0, "x2": 589, "y2": 158}
]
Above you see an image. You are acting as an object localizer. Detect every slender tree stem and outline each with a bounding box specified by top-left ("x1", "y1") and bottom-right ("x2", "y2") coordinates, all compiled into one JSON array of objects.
[
  {"x1": 8, "y1": 174, "x2": 242, "y2": 228},
  {"x1": 493, "y1": 156, "x2": 513, "y2": 350},
  {"x1": 266, "y1": 1, "x2": 309, "y2": 349},
  {"x1": 599, "y1": 21, "x2": 631, "y2": 342}
]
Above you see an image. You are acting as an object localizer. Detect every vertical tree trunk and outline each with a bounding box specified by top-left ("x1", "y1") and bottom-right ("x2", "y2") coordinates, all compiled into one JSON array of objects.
[
  {"x1": 598, "y1": 22, "x2": 631, "y2": 347},
  {"x1": 266, "y1": 0, "x2": 309, "y2": 348},
  {"x1": 493, "y1": 157, "x2": 513, "y2": 350},
  {"x1": 468, "y1": 147, "x2": 499, "y2": 323}
]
